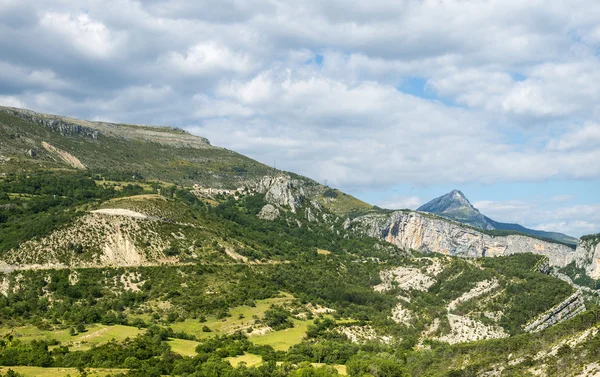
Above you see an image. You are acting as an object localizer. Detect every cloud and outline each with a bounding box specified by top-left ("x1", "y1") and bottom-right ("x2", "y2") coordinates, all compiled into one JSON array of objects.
[
  {"x1": 39, "y1": 12, "x2": 123, "y2": 59},
  {"x1": 165, "y1": 42, "x2": 255, "y2": 76},
  {"x1": 472, "y1": 199, "x2": 600, "y2": 237},
  {"x1": 377, "y1": 196, "x2": 423, "y2": 210},
  {"x1": 0, "y1": 0, "x2": 599, "y2": 235},
  {"x1": 547, "y1": 123, "x2": 600, "y2": 151},
  {"x1": 0, "y1": 95, "x2": 26, "y2": 108}
]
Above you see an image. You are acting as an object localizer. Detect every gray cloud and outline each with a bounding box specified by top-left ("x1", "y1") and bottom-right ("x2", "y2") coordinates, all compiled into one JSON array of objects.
[{"x1": 1, "y1": 0, "x2": 599, "y2": 235}]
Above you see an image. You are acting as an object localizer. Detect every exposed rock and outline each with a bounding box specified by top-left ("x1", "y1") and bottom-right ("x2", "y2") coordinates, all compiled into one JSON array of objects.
[
  {"x1": 25, "y1": 149, "x2": 37, "y2": 157},
  {"x1": 418, "y1": 190, "x2": 578, "y2": 246},
  {"x1": 435, "y1": 314, "x2": 508, "y2": 344},
  {"x1": 574, "y1": 235, "x2": 600, "y2": 280},
  {"x1": 41, "y1": 141, "x2": 86, "y2": 169},
  {"x1": 0, "y1": 106, "x2": 212, "y2": 148},
  {"x1": 391, "y1": 302, "x2": 414, "y2": 324},
  {"x1": 91, "y1": 208, "x2": 148, "y2": 219},
  {"x1": 524, "y1": 290, "x2": 586, "y2": 333},
  {"x1": 254, "y1": 175, "x2": 305, "y2": 212},
  {"x1": 534, "y1": 256, "x2": 551, "y2": 274},
  {"x1": 306, "y1": 207, "x2": 316, "y2": 222},
  {"x1": 347, "y1": 210, "x2": 577, "y2": 269},
  {"x1": 447, "y1": 279, "x2": 499, "y2": 312},
  {"x1": 375, "y1": 258, "x2": 443, "y2": 292},
  {"x1": 257, "y1": 204, "x2": 280, "y2": 220},
  {"x1": 338, "y1": 325, "x2": 392, "y2": 344},
  {"x1": 418, "y1": 189, "x2": 493, "y2": 230}
]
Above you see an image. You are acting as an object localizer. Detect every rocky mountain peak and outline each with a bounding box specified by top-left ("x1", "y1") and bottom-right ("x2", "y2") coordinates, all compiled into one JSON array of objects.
[
  {"x1": 418, "y1": 189, "x2": 475, "y2": 214},
  {"x1": 417, "y1": 190, "x2": 579, "y2": 245}
]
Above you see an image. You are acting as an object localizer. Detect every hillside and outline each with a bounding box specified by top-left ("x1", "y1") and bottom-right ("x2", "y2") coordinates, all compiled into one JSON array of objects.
[
  {"x1": 418, "y1": 189, "x2": 579, "y2": 246},
  {"x1": 0, "y1": 107, "x2": 599, "y2": 377}
]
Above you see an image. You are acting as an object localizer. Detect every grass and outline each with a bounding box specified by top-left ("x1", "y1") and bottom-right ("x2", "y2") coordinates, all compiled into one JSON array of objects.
[
  {"x1": 0, "y1": 324, "x2": 143, "y2": 351},
  {"x1": 317, "y1": 188, "x2": 372, "y2": 216},
  {"x1": 168, "y1": 338, "x2": 200, "y2": 357},
  {"x1": 312, "y1": 363, "x2": 347, "y2": 375},
  {"x1": 251, "y1": 318, "x2": 311, "y2": 351},
  {"x1": 0, "y1": 367, "x2": 126, "y2": 377},
  {"x1": 170, "y1": 294, "x2": 295, "y2": 339},
  {"x1": 168, "y1": 293, "x2": 312, "y2": 351},
  {"x1": 226, "y1": 353, "x2": 264, "y2": 367}
]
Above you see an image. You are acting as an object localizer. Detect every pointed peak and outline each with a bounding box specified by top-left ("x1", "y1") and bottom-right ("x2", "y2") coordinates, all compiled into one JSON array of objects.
[
  {"x1": 449, "y1": 189, "x2": 469, "y2": 202},
  {"x1": 417, "y1": 189, "x2": 474, "y2": 213}
]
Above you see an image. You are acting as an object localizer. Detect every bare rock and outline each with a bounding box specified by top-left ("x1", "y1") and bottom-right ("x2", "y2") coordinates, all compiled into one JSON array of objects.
[
  {"x1": 347, "y1": 210, "x2": 577, "y2": 270},
  {"x1": 258, "y1": 204, "x2": 280, "y2": 220}
]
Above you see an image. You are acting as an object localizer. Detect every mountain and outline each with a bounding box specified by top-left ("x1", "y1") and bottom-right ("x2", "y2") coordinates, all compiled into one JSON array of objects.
[
  {"x1": 417, "y1": 189, "x2": 579, "y2": 246},
  {"x1": 416, "y1": 189, "x2": 491, "y2": 229},
  {"x1": 1, "y1": 106, "x2": 599, "y2": 377}
]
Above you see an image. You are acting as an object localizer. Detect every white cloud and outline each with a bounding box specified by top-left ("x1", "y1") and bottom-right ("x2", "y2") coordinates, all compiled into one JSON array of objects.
[
  {"x1": 165, "y1": 42, "x2": 255, "y2": 75},
  {"x1": 0, "y1": 0, "x2": 598, "y2": 234},
  {"x1": 471, "y1": 200, "x2": 600, "y2": 237},
  {"x1": 377, "y1": 196, "x2": 423, "y2": 210},
  {"x1": 547, "y1": 123, "x2": 600, "y2": 151},
  {"x1": 0, "y1": 95, "x2": 26, "y2": 108},
  {"x1": 39, "y1": 12, "x2": 123, "y2": 58}
]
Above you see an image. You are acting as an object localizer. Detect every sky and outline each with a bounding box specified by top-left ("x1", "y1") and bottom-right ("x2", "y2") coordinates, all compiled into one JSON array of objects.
[{"x1": 0, "y1": 0, "x2": 599, "y2": 237}]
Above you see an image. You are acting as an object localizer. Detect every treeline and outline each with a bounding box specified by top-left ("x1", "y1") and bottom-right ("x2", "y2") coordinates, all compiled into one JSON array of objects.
[
  {"x1": 0, "y1": 326, "x2": 409, "y2": 377},
  {"x1": 0, "y1": 171, "x2": 148, "y2": 253}
]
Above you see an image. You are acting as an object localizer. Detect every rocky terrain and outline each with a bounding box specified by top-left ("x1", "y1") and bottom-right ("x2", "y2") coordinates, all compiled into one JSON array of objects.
[
  {"x1": 0, "y1": 106, "x2": 212, "y2": 149},
  {"x1": 574, "y1": 234, "x2": 600, "y2": 279},
  {"x1": 524, "y1": 291, "x2": 586, "y2": 333},
  {"x1": 345, "y1": 210, "x2": 578, "y2": 268},
  {"x1": 418, "y1": 189, "x2": 578, "y2": 246}
]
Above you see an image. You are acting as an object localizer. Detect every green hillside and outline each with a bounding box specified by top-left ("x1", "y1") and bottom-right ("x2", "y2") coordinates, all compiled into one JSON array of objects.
[{"x1": 0, "y1": 108, "x2": 598, "y2": 377}]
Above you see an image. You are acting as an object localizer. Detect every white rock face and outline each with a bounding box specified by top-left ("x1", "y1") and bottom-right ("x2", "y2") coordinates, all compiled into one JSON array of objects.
[
  {"x1": 347, "y1": 210, "x2": 577, "y2": 269},
  {"x1": 574, "y1": 238, "x2": 600, "y2": 279},
  {"x1": 436, "y1": 314, "x2": 508, "y2": 344},
  {"x1": 254, "y1": 176, "x2": 304, "y2": 213},
  {"x1": 257, "y1": 204, "x2": 280, "y2": 220},
  {"x1": 524, "y1": 291, "x2": 586, "y2": 333},
  {"x1": 447, "y1": 279, "x2": 499, "y2": 312},
  {"x1": 375, "y1": 258, "x2": 443, "y2": 292}
]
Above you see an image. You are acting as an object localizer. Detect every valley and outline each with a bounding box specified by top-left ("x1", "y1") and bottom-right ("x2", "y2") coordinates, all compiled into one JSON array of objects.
[{"x1": 0, "y1": 107, "x2": 599, "y2": 376}]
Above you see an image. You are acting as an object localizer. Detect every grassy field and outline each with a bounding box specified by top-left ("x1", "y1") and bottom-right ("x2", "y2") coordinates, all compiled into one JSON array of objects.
[
  {"x1": 169, "y1": 294, "x2": 296, "y2": 339},
  {"x1": 168, "y1": 293, "x2": 312, "y2": 351},
  {"x1": 167, "y1": 338, "x2": 200, "y2": 357},
  {"x1": 226, "y1": 353, "x2": 264, "y2": 367},
  {"x1": 0, "y1": 367, "x2": 127, "y2": 377},
  {"x1": 251, "y1": 318, "x2": 311, "y2": 351},
  {"x1": 0, "y1": 324, "x2": 143, "y2": 351}
]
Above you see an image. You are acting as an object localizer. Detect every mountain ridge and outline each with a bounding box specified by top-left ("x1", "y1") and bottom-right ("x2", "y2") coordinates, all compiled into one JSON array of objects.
[{"x1": 417, "y1": 189, "x2": 579, "y2": 246}]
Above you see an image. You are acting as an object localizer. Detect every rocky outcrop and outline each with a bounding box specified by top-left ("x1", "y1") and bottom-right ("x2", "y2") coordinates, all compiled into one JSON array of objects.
[
  {"x1": 0, "y1": 106, "x2": 212, "y2": 148},
  {"x1": 2, "y1": 107, "x2": 100, "y2": 139},
  {"x1": 574, "y1": 235, "x2": 600, "y2": 280},
  {"x1": 418, "y1": 190, "x2": 578, "y2": 246},
  {"x1": 257, "y1": 204, "x2": 280, "y2": 220},
  {"x1": 346, "y1": 210, "x2": 577, "y2": 268},
  {"x1": 524, "y1": 291, "x2": 586, "y2": 333},
  {"x1": 253, "y1": 175, "x2": 305, "y2": 212},
  {"x1": 41, "y1": 141, "x2": 86, "y2": 169}
]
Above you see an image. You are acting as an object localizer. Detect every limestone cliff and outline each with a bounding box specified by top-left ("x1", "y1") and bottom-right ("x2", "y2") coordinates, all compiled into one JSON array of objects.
[
  {"x1": 346, "y1": 210, "x2": 577, "y2": 268},
  {"x1": 574, "y1": 235, "x2": 600, "y2": 280},
  {"x1": 253, "y1": 175, "x2": 305, "y2": 213}
]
